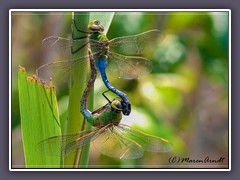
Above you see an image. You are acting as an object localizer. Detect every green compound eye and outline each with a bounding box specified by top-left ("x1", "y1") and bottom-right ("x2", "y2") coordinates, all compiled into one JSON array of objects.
[
  {"x1": 111, "y1": 98, "x2": 123, "y2": 111},
  {"x1": 94, "y1": 20, "x2": 100, "y2": 25}
]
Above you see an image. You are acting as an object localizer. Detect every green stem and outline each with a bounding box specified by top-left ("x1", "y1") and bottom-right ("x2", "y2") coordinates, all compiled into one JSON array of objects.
[{"x1": 64, "y1": 12, "x2": 92, "y2": 168}]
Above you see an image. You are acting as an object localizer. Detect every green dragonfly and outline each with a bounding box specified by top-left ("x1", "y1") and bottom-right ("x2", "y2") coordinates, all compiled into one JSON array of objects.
[
  {"x1": 37, "y1": 92, "x2": 173, "y2": 159},
  {"x1": 37, "y1": 20, "x2": 165, "y2": 115}
]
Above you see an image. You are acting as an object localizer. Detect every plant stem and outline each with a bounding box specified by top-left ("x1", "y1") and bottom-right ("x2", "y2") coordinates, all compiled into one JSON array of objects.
[{"x1": 64, "y1": 12, "x2": 92, "y2": 168}]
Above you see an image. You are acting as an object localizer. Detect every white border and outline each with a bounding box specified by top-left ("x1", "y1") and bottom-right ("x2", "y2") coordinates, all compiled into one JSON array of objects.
[{"x1": 9, "y1": 9, "x2": 231, "y2": 171}]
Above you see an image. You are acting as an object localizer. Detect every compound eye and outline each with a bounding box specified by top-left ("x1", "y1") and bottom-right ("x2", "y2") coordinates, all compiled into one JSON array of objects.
[
  {"x1": 94, "y1": 20, "x2": 100, "y2": 25},
  {"x1": 116, "y1": 103, "x2": 122, "y2": 110},
  {"x1": 111, "y1": 99, "x2": 123, "y2": 111}
]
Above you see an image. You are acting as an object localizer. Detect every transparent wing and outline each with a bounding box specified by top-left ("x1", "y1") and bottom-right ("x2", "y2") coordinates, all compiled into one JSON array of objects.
[
  {"x1": 107, "y1": 52, "x2": 152, "y2": 79},
  {"x1": 42, "y1": 36, "x2": 74, "y2": 58},
  {"x1": 39, "y1": 37, "x2": 102, "y2": 85},
  {"x1": 117, "y1": 124, "x2": 173, "y2": 153},
  {"x1": 93, "y1": 126, "x2": 144, "y2": 159},
  {"x1": 36, "y1": 55, "x2": 90, "y2": 84},
  {"x1": 109, "y1": 30, "x2": 165, "y2": 55},
  {"x1": 36, "y1": 51, "x2": 100, "y2": 86},
  {"x1": 36, "y1": 127, "x2": 106, "y2": 157},
  {"x1": 39, "y1": 30, "x2": 161, "y2": 83},
  {"x1": 36, "y1": 129, "x2": 92, "y2": 157},
  {"x1": 42, "y1": 36, "x2": 100, "y2": 59}
]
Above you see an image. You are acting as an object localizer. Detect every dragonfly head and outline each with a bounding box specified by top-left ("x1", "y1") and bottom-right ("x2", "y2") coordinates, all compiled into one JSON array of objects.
[
  {"x1": 111, "y1": 98, "x2": 123, "y2": 112},
  {"x1": 111, "y1": 98, "x2": 131, "y2": 116},
  {"x1": 88, "y1": 20, "x2": 104, "y2": 33}
]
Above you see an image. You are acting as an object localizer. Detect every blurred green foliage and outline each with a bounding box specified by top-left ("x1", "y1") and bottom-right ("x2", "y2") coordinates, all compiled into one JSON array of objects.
[{"x1": 12, "y1": 11, "x2": 229, "y2": 168}]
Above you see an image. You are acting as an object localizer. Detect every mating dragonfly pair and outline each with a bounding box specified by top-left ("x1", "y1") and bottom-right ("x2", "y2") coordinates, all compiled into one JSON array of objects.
[{"x1": 37, "y1": 20, "x2": 173, "y2": 159}]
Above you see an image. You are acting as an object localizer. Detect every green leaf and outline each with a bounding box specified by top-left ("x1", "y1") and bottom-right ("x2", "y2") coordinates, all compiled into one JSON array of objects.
[{"x1": 18, "y1": 66, "x2": 61, "y2": 168}]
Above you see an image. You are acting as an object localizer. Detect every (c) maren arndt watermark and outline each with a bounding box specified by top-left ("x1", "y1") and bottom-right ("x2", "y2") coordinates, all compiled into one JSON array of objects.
[{"x1": 169, "y1": 156, "x2": 225, "y2": 164}]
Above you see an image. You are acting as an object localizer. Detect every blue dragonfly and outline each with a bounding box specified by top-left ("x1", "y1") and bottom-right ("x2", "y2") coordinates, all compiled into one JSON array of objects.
[{"x1": 36, "y1": 20, "x2": 165, "y2": 115}]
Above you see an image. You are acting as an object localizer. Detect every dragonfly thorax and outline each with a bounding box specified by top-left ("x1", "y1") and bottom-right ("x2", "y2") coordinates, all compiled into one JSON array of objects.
[
  {"x1": 89, "y1": 22, "x2": 109, "y2": 58},
  {"x1": 91, "y1": 98, "x2": 123, "y2": 128},
  {"x1": 90, "y1": 32, "x2": 109, "y2": 59}
]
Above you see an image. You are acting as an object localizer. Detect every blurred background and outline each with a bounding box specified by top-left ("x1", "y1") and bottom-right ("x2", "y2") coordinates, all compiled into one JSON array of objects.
[{"x1": 11, "y1": 11, "x2": 229, "y2": 168}]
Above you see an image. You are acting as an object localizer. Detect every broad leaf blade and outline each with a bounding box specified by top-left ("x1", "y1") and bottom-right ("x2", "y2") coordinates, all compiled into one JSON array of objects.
[{"x1": 18, "y1": 66, "x2": 61, "y2": 168}]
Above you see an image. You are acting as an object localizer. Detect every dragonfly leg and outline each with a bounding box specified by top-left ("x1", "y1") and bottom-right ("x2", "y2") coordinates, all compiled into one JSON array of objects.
[
  {"x1": 96, "y1": 59, "x2": 131, "y2": 116},
  {"x1": 71, "y1": 20, "x2": 90, "y2": 54},
  {"x1": 102, "y1": 90, "x2": 111, "y2": 103},
  {"x1": 102, "y1": 75, "x2": 131, "y2": 115},
  {"x1": 71, "y1": 21, "x2": 89, "y2": 40},
  {"x1": 71, "y1": 41, "x2": 89, "y2": 54},
  {"x1": 72, "y1": 19, "x2": 90, "y2": 34}
]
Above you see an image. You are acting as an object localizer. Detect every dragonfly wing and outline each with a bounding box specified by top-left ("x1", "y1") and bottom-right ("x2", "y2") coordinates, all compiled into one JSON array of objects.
[
  {"x1": 93, "y1": 126, "x2": 144, "y2": 159},
  {"x1": 42, "y1": 36, "x2": 100, "y2": 60},
  {"x1": 36, "y1": 56, "x2": 90, "y2": 85},
  {"x1": 109, "y1": 30, "x2": 165, "y2": 55},
  {"x1": 36, "y1": 128, "x2": 94, "y2": 157},
  {"x1": 62, "y1": 126, "x2": 107, "y2": 157},
  {"x1": 107, "y1": 52, "x2": 152, "y2": 79},
  {"x1": 42, "y1": 36, "x2": 73, "y2": 58},
  {"x1": 36, "y1": 127, "x2": 106, "y2": 157},
  {"x1": 117, "y1": 124, "x2": 173, "y2": 153},
  {"x1": 36, "y1": 51, "x2": 101, "y2": 85}
]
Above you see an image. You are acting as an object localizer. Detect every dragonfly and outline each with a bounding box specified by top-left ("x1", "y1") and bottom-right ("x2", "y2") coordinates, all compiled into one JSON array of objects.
[
  {"x1": 37, "y1": 50, "x2": 173, "y2": 159},
  {"x1": 36, "y1": 20, "x2": 165, "y2": 116},
  {"x1": 37, "y1": 90, "x2": 173, "y2": 159},
  {"x1": 38, "y1": 49, "x2": 172, "y2": 159}
]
